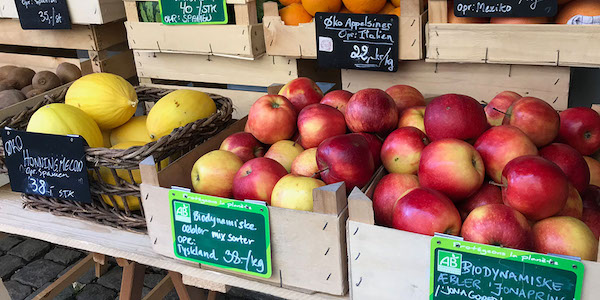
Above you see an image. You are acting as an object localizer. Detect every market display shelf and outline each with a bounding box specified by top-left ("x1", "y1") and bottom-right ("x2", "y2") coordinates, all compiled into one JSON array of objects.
[
  {"x1": 426, "y1": 0, "x2": 600, "y2": 68},
  {"x1": 341, "y1": 60, "x2": 571, "y2": 110},
  {"x1": 263, "y1": 1, "x2": 427, "y2": 60},
  {"x1": 123, "y1": 0, "x2": 265, "y2": 59}
]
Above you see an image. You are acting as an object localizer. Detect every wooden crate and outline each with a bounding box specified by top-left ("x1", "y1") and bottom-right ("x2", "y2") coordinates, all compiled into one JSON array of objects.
[
  {"x1": 139, "y1": 118, "x2": 350, "y2": 296},
  {"x1": 426, "y1": 0, "x2": 600, "y2": 67},
  {"x1": 346, "y1": 169, "x2": 600, "y2": 300},
  {"x1": 341, "y1": 60, "x2": 571, "y2": 110},
  {"x1": 0, "y1": 0, "x2": 125, "y2": 25},
  {"x1": 263, "y1": 1, "x2": 427, "y2": 60},
  {"x1": 123, "y1": 0, "x2": 265, "y2": 59},
  {"x1": 0, "y1": 18, "x2": 136, "y2": 79}
]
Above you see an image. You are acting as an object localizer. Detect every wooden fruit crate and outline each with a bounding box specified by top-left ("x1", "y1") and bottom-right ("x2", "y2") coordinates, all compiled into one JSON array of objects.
[
  {"x1": 139, "y1": 118, "x2": 350, "y2": 296},
  {"x1": 346, "y1": 169, "x2": 600, "y2": 299},
  {"x1": 426, "y1": 0, "x2": 600, "y2": 67},
  {"x1": 123, "y1": 0, "x2": 265, "y2": 59},
  {"x1": 341, "y1": 60, "x2": 571, "y2": 110},
  {"x1": 263, "y1": 1, "x2": 427, "y2": 60}
]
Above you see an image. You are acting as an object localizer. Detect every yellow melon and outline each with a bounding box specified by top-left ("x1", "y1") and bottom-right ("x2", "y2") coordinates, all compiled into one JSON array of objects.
[
  {"x1": 110, "y1": 115, "x2": 152, "y2": 146},
  {"x1": 146, "y1": 89, "x2": 217, "y2": 140},
  {"x1": 101, "y1": 130, "x2": 111, "y2": 147},
  {"x1": 65, "y1": 73, "x2": 138, "y2": 130},
  {"x1": 27, "y1": 103, "x2": 103, "y2": 148}
]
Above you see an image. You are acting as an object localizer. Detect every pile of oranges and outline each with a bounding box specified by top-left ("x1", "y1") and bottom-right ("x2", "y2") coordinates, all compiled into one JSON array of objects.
[{"x1": 279, "y1": 0, "x2": 402, "y2": 26}]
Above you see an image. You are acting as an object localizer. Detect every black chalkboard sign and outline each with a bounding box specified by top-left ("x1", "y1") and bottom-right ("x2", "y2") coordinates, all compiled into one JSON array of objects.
[
  {"x1": 454, "y1": 0, "x2": 557, "y2": 18},
  {"x1": 14, "y1": 0, "x2": 72, "y2": 30},
  {"x1": 430, "y1": 237, "x2": 584, "y2": 299},
  {"x1": 1, "y1": 129, "x2": 91, "y2": 203},
  {"x1": 316, "y1": 13, "x2": 399, "y2": 72}
]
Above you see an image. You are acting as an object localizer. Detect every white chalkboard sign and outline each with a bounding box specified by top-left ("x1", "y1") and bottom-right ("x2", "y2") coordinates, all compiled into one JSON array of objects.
[
  {"x1": 316, "y1": 13, "x2": 399, "y2": 72},
  {"x1": 1, "y1": 129, "x2": 91, "y2": 203},
  {"x1": 454, "y1": 0, "x2": 558, "y2": 18},
  {"x1": 14, "y1": 0, "x2": 72, "y2": 30}
]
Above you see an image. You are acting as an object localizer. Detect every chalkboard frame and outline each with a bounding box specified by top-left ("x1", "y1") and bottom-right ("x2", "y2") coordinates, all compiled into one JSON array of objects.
[
  {"x1": 169, "y1": 189, "x2": 272, "y2": 278},
  {"x1": 429, "y1": 236, "x2": 584, "y2": 299},
  {"x1": 158, "y1": 0, "x2": 229, "y2": 25}
]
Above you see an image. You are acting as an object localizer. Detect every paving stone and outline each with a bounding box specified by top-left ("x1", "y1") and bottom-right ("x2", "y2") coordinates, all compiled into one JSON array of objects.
[
  {"x1": 0, "y1": 236, "x2": 22, "y2": 252},
  {"x1": 228, "y1": 287, "x2": 284, "y2": 300},
  {"x1": 96, "y1": 266, "x2": 123, "y2": 291},
  {"x1": 0, "y1": 255, "x2": 24, "y2": 280},
  {"x1": 77, "y1": 264, "x2": 103, "y2": 285},
  {"x1": 44, "y1": 247, "x2": 82, "y2": 265},
  {"x1": 76, "y1": 284, "x2": 115, "y2": 300},
  {"x1": 8, "y1": 239, "x2": 51, "y2": 262},
  {"x1": 4, "y1": 280, "x2": 32, "y2": 300},
  {"x1": 11, "y1": 259, "x2": 64, "y2": 288},
  {"x1": 142, "y1": 273, "x2": 164, "y2": 289},
  {"x1": 163, "y1": 288, "x2": 178, "y2": 300}
]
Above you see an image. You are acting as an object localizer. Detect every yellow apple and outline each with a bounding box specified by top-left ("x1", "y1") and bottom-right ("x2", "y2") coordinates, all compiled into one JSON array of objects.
[
  {"x1": 271, "y1": 174, "x2": 326, "y2": 211},
  {"x1": 264, "y1": 140, "x2": 304, "y2": 172},
  {"x1": 291, "y1": 148, "x2": 319, "y2": 177},
  {"x1": 191, "y1": 150, "x2": 243, "y2": 198}
]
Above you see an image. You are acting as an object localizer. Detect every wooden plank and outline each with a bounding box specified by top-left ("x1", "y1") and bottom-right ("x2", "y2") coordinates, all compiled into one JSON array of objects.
[
  {"x1": 428, "y1": 0, "x2": 448, "y2": 23},
  {"x1": 347, "y1": 189, "x2": 374, "y2": 225},
  {"x1": 313, "y1": 182, "x2": 347, "y2": 216},
  {"x1": 92, "y1": 21, "x2": 129, "y2": 51},
  {"x1": 234, "y1": 2, "x2": 258, "y2": 25},
  {"x1": 99, "y1": 50, "x2": 137, "y2": 80},
  {"x1": 120, "y1": 260, "x2": 146, "y2": 300},
  {"x1": 182, "y1": 275, "x2": 229, "y2": 294},
  {"x1": 0, "y1": 53, "x2": 81, "y2": 73},
  {"x1": 341, "y1": 60, "x2": 570, "y2": 110},
  {"x1": 0, "y1": 0, "x2": 125, "y2": 24},
  {"x1": 34, "y1": 254, "x2": 95, "y2": 300},
  {"x1": 126, "y1": 22, "x2": 265, "y2": 58},
  {"x1": 93, "y1": 253, "x2": 110, "y2": 277},
  {"x1": 134, "y1": 53, "x2": 297, "y2": 87},
  {"x1": 401, "y1": 0, "x2": 424, "y2": 17},
  {"x1": 0, "y1": 19, "x2": 97, "y2": 50},
  {"x1": 143, "y1": 273, "x2": 175, "y2": 300},
  {"x1": 0, "y1": 279, "x2": 9, "y2": 300},
  {"x1": 170, "y1": 271, "x2": 207, "y2": 300},
  {"x1": 427, "y1": 23, "x2": 600, "y2": 68}
]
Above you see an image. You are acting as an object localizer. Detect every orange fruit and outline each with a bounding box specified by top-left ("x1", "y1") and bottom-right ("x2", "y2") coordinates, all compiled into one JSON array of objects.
[
  {"x1": 339, "y1": 6, "x2": 352, "y2": 13},
  {"x1": 558, "y1": 0, "x2": 573, "y2": 4},
  {"x1": 390, "y1": 7, "x2": 401, "y2": 16},
  {"x1": 280, "y1": 3, "x2": 313, "y2": 26},
  {"x1": 391, "y1": 0, "x2": 401, "y2": 7},
  {"x1": 280, "y1": 0, "x2": 301, "y2": 6},
  {"x1": 490, "y1": 17, "x2": 550, "y2": 24},
  {"x1": 302, "y1": 0, "x2": 342, "y2": 16},
  {"x1": 342, "y1": 0, "x2": 387, "y2": 14},
  {"x1": 378, "y1": 2, "x2": 396, "y2": 14},
  {"x1": 556, "y1": 0, "x2": 600, "y2": 24}
]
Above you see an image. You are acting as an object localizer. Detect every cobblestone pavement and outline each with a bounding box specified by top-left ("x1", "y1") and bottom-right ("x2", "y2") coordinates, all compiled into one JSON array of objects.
[{"x1": 0, "y1": 235, "x2": 282, "y2": 300}]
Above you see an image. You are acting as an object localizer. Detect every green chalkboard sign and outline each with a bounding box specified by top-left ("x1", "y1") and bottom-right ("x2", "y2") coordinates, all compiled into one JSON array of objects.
[
  {"x1": 430, "y1": 237, "x2": 584, "y2": 300},
  {"x1": 169, "y1": 189, "x2": 271, "y2": 278},
  {"x1": 159, "y1": 0, "x2": 228, "y2": 25}
]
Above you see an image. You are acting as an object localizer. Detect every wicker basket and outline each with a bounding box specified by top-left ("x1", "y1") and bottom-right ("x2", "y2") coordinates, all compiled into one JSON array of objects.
[{"x1": 0, "y1": 86, "x2": 234, "y2": 232}]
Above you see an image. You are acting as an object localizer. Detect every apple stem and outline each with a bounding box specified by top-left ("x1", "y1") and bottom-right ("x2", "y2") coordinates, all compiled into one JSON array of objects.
[
  {"x1": 312, "y1": 168, "x2": 329, "y2": 178},
  {"x1": 480, "y1": 100, "x2": 488, "y2": 105},
  {"x1": 293, "y1": 136, "x2": 301, "y2": 147},
  {"x1": 488, "y1": 181, "x2": 507, "y2": 188},
  {"x1": 493, "y1": 107, "x2": 510, "y2": 116}
]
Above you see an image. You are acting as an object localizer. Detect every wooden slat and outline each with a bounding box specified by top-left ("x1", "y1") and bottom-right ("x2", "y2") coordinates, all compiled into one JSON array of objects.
[
  {"x1": 0, "y1": 19, "x2": 96, "y2": 50},
  {"x1": 341, "y1": 60, "x2": 570, "y2": 110},
  {"x1": 182, "y1": 275, "x2": 229, "y2": 294},
  {"x1": 99, "y1": 50, "x2": 137, "y2": 79},
  {"x1": 0, "y1": 53, "x2": 81, "y2": 73},
  {"x1": 0, "y1": 280, "x2": 9, "y2": 300},
  {"x1": 119, "y1": 260, "x2": 146, "y2": 300},
  {"x1": 234, "y1": 2, "x2": 258, "y2": 25},
  {"x1": 93, "y1": 253, "x2": 110, "y2": 278},
  {"x1": 428, "y1": 0, "x2": 448, "y2": 23},
  {"x1": 0, "y1": 0, "x2": 125, "y2": 24},
  {"x1": 313, "y1": 182, "x2": 347, "y2": 216},
  {"x1": 171, "y1": 272, "x2": 208, "y2": 300},
  {"x1": 34, "y1": 254, "x2": 94, "y2": 299},
  {"x1": 427, "y1": 23, "x2": 600, "y2": 68},
  {"x1": 92, "y1": 21, "x2": 129, "y2": 51}
]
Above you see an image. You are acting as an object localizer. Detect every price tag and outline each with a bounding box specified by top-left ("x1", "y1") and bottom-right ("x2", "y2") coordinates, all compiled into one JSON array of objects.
[
  {"x1": 1, "y1": 129, "x2": 91, "y2": 203},
  {"x1": 14, "y1": 0, "x2": 72, "y2": 30},
  {"x1": 454, "y1": 0, "x2": 558, "y2": 18},
  {"x1": 169, "y1": 189, "x2": 272, "y2": 278},
  {"x1": 430, "y1": 236, "x2": 584, "y2": 299},
  {"x1": 316, "y1": 13, "x2": 399, "y2": 72},
  {"x1": 159, "y1": 0, "x2": 228, "y2": 25}
]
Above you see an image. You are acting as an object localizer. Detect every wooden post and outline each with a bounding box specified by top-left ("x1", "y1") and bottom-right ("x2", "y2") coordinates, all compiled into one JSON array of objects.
[
  {"x1": 312, "y1": 182, "x2": 346, "y2": 215},
  {"x1": 169, "y1": 271, "x2": 208, "y2": 300},
  {"x1": 117, "y1": 258, "x2": 146, "y2": 300},
  {"x1": 34, "y1": 254, "x2": 94, "y2": 299},
  {"x1": 92, "y1": 253, "x2": 110, "y2": 278},
  {"x1": 347, "y1": 187, "x2": 375, "y2": 225},
  {"x1": 142, "y1": 273, "x2": 175, "y2": 300}
]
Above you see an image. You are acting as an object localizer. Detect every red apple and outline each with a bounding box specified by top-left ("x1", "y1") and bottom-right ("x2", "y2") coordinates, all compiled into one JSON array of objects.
[
  {"x1": 584, "y1": 156, "x2": 600, "y2": 187},
  {"x1": 532, "y1": 216, "x2": 598, "y2": 261},
  {"x1": 356, "y1": 133, "x2": 383, "y2": 168},
  {"x1": 457, "y1": 183, "x2": 503, "y2": 220},
  {"x1": 418, "y1": 139, "x2": 485, "y2": 201},
  {"x1": 392, "y1": 187, "x2": 462, "y2": 236},
  {"x1": 484, "y1": 91, "x2": 521, "y2": 126},
  {"x1": 385, "y1": 85, "x2": 425, "y2": 114},
  {"x1": 582, "y1": 185, "x2": 600, "y2": 210},
  {"x1": 557, "y1": 184, "x2": 583, "y2": 219},
  {"x1": 291, "y1": 148, "x2": 319, "y2": 178},
  {"x1": 232, "y1": 158, "x2": 288, "y2": 204},
  {"x1": 474, "y1": 125, "x2": 538, "y2": 183},
  {"x1": 582, "y1": 209, "x2": 600, "y2": 239},
  {"x1": 316, "y1": 133, "x2": 375, "y2": 192},
  {"x1": 502, "y1": 156, "x2": 569, "y2": 221},
  {"x1": 372, "y1": 173, "x2": 420, "y2": 227},
  {"x1": 278, "y1": 77, "x2": 324, "y2": 112},
  {"x1": 424, "y1": 94, "x2": 488, "y2": 142},
  {"x1": 220, "y1": 132, "x2": 265, "y2": 162},
  {"x1": 345, "y1": 89, "x2": 399, "y2": 135},
  {"x1": 461, "y1": 204, "x2": 532, "y2": 250},
  {"x1": 558, "y1": 107, "x2": 600, "y2": 155},
  {"x1": 540, "y1": 143, "x2": 590, "y2": 194},
  {"x1": 320, "y1": 90, "x2": 353, "y2": 116},
  {"x1": 245, "y1": 95, "x2": 297, "y2": 144},
  {"x1": 502, "y1": 97, "x2": 560, "y2": 147},
  {"x1": 381, "y1": 127, "x2": 429, "y2": 175},
  {"x1": 398, "y1": 106, "x2": 426, "y2": 133},
  {"x1": 297, "y1": 104, "x2": 346, "y2": 149}
]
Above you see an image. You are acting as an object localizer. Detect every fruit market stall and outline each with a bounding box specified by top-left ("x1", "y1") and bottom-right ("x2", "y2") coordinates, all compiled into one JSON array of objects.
[{"x1": 426, "y1": 0, "x2": 600, "y2": 67}]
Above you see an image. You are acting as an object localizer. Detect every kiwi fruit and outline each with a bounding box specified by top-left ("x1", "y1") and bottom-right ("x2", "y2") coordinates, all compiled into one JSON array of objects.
[
  {"x1": 8, "y1": 67, "x2": 35, "y2": 89},
  {"x1": 21, "y1": 85, "x2": 34, "y2": 95},
  {"x1": 0, "y1": 89, "x2": 26, "y2": 109},
  {"x1": 0, "y1": 79, "x2": 16, "y2": 91},
  {"x1": 0, "y1": 65, "x2": 17, "y2": 81},
  {"x1": 56, "y1": 62, "x2": 82, "y2": 84},
  {"x1": 32, "y1": 71, "x2": 61, "y2": 91},
  {"x1": 25, "y1": 88, "x2": 45, "y2": 98}
]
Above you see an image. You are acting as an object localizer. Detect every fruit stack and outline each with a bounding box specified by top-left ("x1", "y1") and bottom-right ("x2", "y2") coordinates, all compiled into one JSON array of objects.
[{"x1": 279, "y1": 0, "x2": 402, "y2": 26}]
